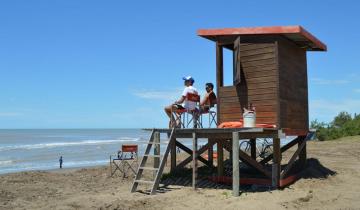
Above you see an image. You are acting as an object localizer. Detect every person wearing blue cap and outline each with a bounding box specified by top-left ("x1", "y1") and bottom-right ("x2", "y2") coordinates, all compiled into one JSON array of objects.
[{"x1": 164, "y1": 76, "x2": 198, "y2": 127}]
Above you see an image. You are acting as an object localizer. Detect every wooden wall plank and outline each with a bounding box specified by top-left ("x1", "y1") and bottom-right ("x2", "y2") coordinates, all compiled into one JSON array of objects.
[{"x1": 277, "y1": 37, "x2": 308, "y2": 130}]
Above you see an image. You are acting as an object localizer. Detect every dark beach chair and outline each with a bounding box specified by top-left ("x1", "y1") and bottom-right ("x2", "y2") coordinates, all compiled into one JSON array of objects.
[{"x1": 110, "y1": 144, "x2": 138, "y2": 178}]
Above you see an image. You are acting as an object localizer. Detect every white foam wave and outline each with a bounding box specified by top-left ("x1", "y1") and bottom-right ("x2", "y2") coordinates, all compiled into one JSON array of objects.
[
  {"x1": 62, "y1": 159, "x2": 108, "y2": 167},
  {"x1": 0, "y1": 160, "x2": 14, "y2": 166},
  {"x1": 0, "y1": 138, "x2": 139, "y2": 152}
]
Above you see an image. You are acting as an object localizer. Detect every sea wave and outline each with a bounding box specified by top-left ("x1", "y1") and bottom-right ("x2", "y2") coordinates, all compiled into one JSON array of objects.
[
  {"x1": 0, "y1": 160, "x2": 14, "y2": 166},
  {"x1": 0, "y1": 138, "x2": 139, "y2": 152}
]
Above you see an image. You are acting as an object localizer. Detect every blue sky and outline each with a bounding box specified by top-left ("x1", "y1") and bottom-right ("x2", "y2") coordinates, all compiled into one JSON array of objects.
[{"x1": 0, "y1": 0, "x2": 359, "y2": 128}]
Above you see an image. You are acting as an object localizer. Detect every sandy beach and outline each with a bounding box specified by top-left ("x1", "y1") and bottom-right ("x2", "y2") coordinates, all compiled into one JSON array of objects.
[{"x1": 1, "y1": 136, "x2": 360, "y2": 210}]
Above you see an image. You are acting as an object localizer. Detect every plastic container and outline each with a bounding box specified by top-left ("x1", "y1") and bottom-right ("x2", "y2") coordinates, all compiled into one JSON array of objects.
[{"x1": 243, "y1": 111, "x2": 256, "y2": 127}]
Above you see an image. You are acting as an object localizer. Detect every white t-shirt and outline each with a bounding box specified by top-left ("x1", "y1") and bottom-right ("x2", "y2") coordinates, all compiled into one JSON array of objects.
[{"x1": 182, "y1": 86, "x2": 198, "y2": 110}]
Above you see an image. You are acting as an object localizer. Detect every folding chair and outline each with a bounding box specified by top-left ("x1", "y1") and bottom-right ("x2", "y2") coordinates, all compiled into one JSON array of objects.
[
  {"x1": 200, "y1": 95, "x2": 217, "y2": 128},
  {"x1": 171, "y1": 92, "x2": 201, "y2": 128},
  {"x1": 110, "y1": 144, "x2": 138, "y2": 178}
]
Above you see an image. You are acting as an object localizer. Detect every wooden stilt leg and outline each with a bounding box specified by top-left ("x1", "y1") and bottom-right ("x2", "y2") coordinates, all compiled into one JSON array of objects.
[
  {"x1": 272, "y1": 137, "x2": 281, "y2": 188},
  {"x1": 232, "y1": 132, "x2": 240, "y2": 197},
  {"x1": 171, "y1": 138, "x2": 176, "y2": 172},
  {"x1": 192, "y1": 132, "x2": 197, "y2": 189},
  {"x1": 229, "y1": 140, "x2": 233, "y2": 164},
  {"x1": 208, "y1": 139, "x2": 214, "y2": 167},
  {"x1": 298, "y1": 136, "x2": 307, "y2": 169},
  {"x1": 154, "y1": 132, "x2": 160, "y2": 178},
  {"x1": 250, "y1": 138, "x2": 256, "y2": 159},
  {"x1": 217, "y1": 140, "x2": 224, "y2": 176}
]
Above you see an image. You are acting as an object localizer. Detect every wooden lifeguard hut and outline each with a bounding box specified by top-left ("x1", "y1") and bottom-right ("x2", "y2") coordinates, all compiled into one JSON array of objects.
[
  {"x1": 198, "y1": 25, "x2": 326, "y2": 132},
  {"x1": 131, "y1": 26, "x2": 326, "y2": 196}
]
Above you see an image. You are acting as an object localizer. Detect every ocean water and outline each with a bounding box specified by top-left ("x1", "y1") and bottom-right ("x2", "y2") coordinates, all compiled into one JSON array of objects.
[
  {"x1": 0, "y1": 129, "x2": 155, "y2": 174},
  {"x1": 0, "y1": 129, "x2": 296, "y2": 175}
]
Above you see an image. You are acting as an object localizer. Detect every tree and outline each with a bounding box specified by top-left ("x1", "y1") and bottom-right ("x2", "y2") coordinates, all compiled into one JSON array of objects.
[
  {"x1": 310, "y1": 119, "x2": 326, "y2": 129},
  {"x1": 332, "y1": 111, "x2": 352, "y2": 127}
]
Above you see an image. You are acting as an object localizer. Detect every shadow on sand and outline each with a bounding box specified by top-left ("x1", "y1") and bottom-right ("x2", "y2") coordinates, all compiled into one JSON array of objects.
[{"x1": 156, "y1": 158, "x2": 336, "y2": 193}]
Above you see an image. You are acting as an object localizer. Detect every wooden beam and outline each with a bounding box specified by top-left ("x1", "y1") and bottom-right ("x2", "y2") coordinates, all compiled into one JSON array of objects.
[
  {"x1": 217, "y1": 140, "x2": 224, "y2": 176},
  {"x1": 154, "y1": 131, "x2": 160, "y2": 178},
  {"x1": 232, "y1": 132, "x2": 240, "y2": 196},
  {"x1": 208, "y1": 138, "x2": 214, "y2": 167},
  {"x1": 216, "y1": 42, "x2": 223, "y2": 124},
  {"x1": 250, "y1": 138, "x2": 256, "y2": 159},
  {"x1": 260, "y1": 136, "x2": 300, "y2": 164},
  {"x1": 280, "y1": 139, "x2": 306, "y2": 179},
  {"x1": 192, "y1": 132, "x2": 198, "y2": 189},
  {"x1": 223, "y1": 141, "x2": 271, "y2": 178},
  {"x1": 272, "y1": 138, "x2": 281, "y2": 188},
  {"x1": 176, "y1": 141, "x2": 214, "y2": 168},
  {"x1": 298, "y1": 136, "x2": 307, "y2": 169},
  {"x1": 171, "y1": 137, "x2": 176, "y2": 172}
]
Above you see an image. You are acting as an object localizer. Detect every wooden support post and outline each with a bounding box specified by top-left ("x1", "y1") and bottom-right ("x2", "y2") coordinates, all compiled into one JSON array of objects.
[
  {"x1": 109, "y1": 155, "x2": 112, "y2": 177},
  {"x1": 298, "y1": 136, "x2": 307, "y2": 169},
  {"x1": 216, "y1": 42, "x2": 223, "y2": 124},
  {"x1": 154, "y1": 131, "x2": 160, "y2": 178},
  {"x1": 250, "y1": 138, "x2": 256, "y2": 159},
  {"x1": 232, "y1": 132, "x2": 240, "y2": 197},
  {"x1": 217, "y1": 140, "x2": 224, "y2": 176},
  {"x1": 170, "y1": 138, "x2": 176, "y2": 173},
  {"x1": 229, "y1": 140, "x2": 233, "y2": 164},
  {"x1": 192, "y1": 132, "x2": 198, "y2": 189},
  {"x1": 208, "y1": 138, "x2": 214, "y2": 167},
  {"x1": 272, "y1": 137, "x2": 281, "y2": 188}
]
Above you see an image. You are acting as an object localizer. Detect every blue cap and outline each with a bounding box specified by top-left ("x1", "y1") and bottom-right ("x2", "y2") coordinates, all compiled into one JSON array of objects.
[{"x1": 182, "y1": 76, "x2": 195, "y2": 83}]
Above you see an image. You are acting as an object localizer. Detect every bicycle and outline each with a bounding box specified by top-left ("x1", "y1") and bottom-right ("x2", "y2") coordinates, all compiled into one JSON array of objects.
[{"x1": 239, "y1": 138, "x2": 273, "y2": 160}]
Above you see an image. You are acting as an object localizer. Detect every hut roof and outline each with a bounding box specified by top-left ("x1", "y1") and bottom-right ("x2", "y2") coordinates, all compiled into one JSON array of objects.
[{"x1": 197, "y1": 25, "x2": 327, "y2": 51}]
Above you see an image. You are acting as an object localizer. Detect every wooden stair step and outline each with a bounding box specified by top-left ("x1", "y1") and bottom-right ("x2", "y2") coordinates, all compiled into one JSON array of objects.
[
  {"x1": 143, "y1": 154, "x2": 161, "y2": 158},
  {"x1": 135, "y1": 180, "x2": 154, "y2": 184},
  {"x1": 138, "y1": 141, "x2": 168, "y2": 145},
  {"x1": 139, "y1": 167, "x2": 159, "y2": 170}
]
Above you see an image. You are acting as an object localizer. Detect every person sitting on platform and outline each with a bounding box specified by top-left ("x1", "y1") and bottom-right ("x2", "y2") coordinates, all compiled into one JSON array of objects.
[
  {"x1": 164, "y1": 76, "x2": 198, "y2": 128},
  {"x1": 200, "y1": 82, "x2": 217, "y2": 113}
]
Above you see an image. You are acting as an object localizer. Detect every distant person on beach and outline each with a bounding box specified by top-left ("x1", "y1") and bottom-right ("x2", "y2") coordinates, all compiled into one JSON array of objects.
[
  {"x1": 164, "y1": 76, "x2": 198, "y2": 127},
  {"x1": 200, "y1": 82, "x2": 217, "y2": 113},
  {"x1": 59, "y1": 156, "x2": 63, "y2": 169}
]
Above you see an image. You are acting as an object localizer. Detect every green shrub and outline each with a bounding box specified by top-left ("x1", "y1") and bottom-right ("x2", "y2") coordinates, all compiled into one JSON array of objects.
[{"x1": 311, "y1": 111, "x2": 360, "y2": 141}]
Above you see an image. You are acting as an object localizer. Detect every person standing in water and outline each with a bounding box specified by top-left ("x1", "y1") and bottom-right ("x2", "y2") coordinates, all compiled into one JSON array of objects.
[{"x1": 59, "y1": 156, "x2": 63, "y2": 169}]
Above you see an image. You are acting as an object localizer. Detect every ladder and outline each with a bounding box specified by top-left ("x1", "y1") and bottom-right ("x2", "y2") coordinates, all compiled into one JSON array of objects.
[{"x1": 131, "y1": 128, "x2": 175, "y2": 195}]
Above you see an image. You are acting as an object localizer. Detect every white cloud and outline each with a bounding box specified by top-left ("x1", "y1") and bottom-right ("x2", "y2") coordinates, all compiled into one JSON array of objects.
[
  {"x1": 0, "y1": 112, "x2": 23, "y2": 117},
  {"x1": 310, "y1": 78, "x2": 350, "y2": 85}
]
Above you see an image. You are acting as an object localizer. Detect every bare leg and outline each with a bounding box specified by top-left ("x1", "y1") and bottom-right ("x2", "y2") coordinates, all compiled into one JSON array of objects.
[
  {"x1": 165, "y1": 104, "x2": 176, "y2": 128},
  {"x1": 164, "y1": 105, "x2": 173, "y2": 118}
]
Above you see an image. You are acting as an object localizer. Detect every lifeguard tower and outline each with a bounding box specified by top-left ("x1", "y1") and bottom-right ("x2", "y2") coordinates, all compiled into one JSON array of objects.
[{"x1": 131, "y1": 26, "x2": 326, "y2": 195}]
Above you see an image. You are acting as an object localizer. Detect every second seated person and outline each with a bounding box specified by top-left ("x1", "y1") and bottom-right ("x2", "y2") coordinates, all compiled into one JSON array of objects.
[{"x1": 200, "y1": 82, "x2": 217, "y2": 113}]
